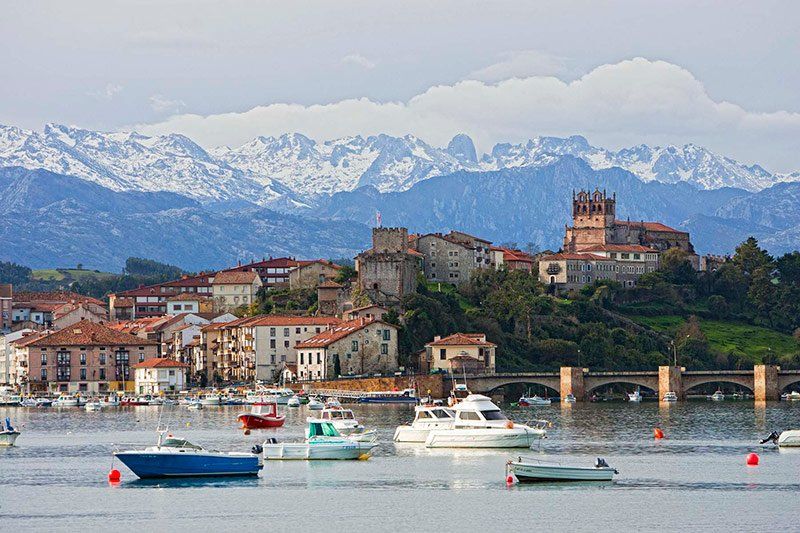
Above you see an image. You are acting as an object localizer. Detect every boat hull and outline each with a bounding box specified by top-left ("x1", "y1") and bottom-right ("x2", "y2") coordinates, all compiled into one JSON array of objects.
[
  {"x1": 114, "y1": 451, "x2": 261, "y2": 478},
  {"x1": 357, "y1": 396, "x2": 417, "y2": 404},
  {"x1": 778, "y1": 430, "x2": 800, "y2": 447},
  {"x1": 262, "y1": 441, "x2": 377, "y2": 460},
  {"x1": 237, "y1": 413, "x2": 285, "y2": 429},
  {"x1": 0, "y1": 431, "x2": 20, "y2": 447},
  {"x1": 509, "y1": 462, "x2": 616, "y2": 482},
  {"x1": 425, "y1": 428, "x2": 544, "y2": 448}
]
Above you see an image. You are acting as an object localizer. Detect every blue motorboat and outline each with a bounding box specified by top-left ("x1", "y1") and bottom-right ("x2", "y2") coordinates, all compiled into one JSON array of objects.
[{"x1": 114, "y1": 428, "x2": 262, "y2": 479}]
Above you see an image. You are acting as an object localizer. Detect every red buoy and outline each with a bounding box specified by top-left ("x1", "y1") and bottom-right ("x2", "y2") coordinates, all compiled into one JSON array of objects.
[
  {"x1": 506, "y1": 475, "x2": 514, "y2": 484},
  {"x1": 653, "y1": 428, "x2": 664, "y2": 439},
  {"x1": 108, "y1": 468, "x2": 121, "y2": 482},
  {"x1": 746, "y1": 453, "x2": 759, "y2": 466}
]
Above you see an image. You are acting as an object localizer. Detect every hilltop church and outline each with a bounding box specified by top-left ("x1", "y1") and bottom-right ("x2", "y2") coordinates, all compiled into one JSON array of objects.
[{"x1": 563, "y1": 189, "x2": 699, "y2": 268}]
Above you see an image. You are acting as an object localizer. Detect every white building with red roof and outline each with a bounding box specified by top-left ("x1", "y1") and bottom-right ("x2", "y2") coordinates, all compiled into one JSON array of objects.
[
  {"x1": 132, "y1": 357, "x2": 189, "y2": 395},
  {"x1": 424, "y1": 332, "x2": 496, "y2": 374}
]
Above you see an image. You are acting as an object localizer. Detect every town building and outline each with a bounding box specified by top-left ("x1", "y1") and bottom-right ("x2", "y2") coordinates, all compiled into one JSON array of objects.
[
  {"x1": 317, "y1": 280, "x2": 347, "y2": 317},
  {"x1": 424, "y1": 333, "x2": 496, "y2": 374},
  {"x1": 578, "y1": 244, "x2": 660, "y2": 287},
  {"x1": 0, "y1": 328, "x2": 36, "y2": 384},
  {"x1": 51, "y1": 302, "x2": 108, "y2": 330},
  {"x1": 288, "y1": 260, "x2": 341, "y2": 289},
  {"x1": 109, "y1": 273, "x2": 214, "y2": 319},
  {"x1": 211, "y1": 270, "x2": 262, "y2": 312},
  {"x1": 415, "y1": 231, "x2": 492, "y2": 284},
  {"x1": 563, "y1": 189, "x2": 698, "y2": 267},
  {"x1": 15, "y1": 319, "x2": 158, "y2": 394},
  {"x1": 296, "y1": 318, "x2": 399, "y2": 381},
  {"x1": 166, "y1": 292, "x2": 212, "y2": 315},
  {"x1": 537, "y1": 252, "x2": 616, "y2": 292},
  {"x1": 12, "y1": 291, "x2": 106, "y2": 328},
  {"x1": 345, "y1": 304, "x2": 389, "y2": 321},
  {"x1": 490, "y1": 247, "x2": 536, "y2": 273},
  {"x1": 220, "y1": 257, "x2": 303, "y2": 289},
  {"x1": 0, "y1": 284, "x2": 12, "y2": 331},
  {"x1": 132, "y1": 358, "x2": 189, "y2": 395},
  {"x1": 355, "y1": 227, "x2": 422, "y2": 305}
]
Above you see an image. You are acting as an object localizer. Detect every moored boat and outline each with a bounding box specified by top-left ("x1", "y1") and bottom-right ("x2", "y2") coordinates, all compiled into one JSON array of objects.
[
  {"x1": 307, "y1": 397, "x2": 324, "y2": 410},
  {"x1": 0, "y1": 417, "x2": 20, "y2": 447},
  {"x1": 709, "y1": 390, "x2": 725, "y2": 401},
  {"x1": 507, "y1": 457, "x2": 618, "y2": 482},
  {"x1": 562, "y1": 394, "x2": 577, "y2": 404},
  {"x1": 114, "y1": 427, "x2": 262, "y2": 478},
  {"x1": 53, "y1": 394, "x2": 80, "y2": 407},
  {"x1": 237, "y1": 401, "x2": 285, "y2": 429},
  {"x1": 357, "y1": 388, "x2": 417, "y2": 404},
  {"x1": 628, "y1": 389, "x2": 642, "y2": 403},
  {"x1": 0, "y1": 386, "x2": 21, "y2": 406},
  {"x1": 259, "y1": 420, "x2": 378, "y2": 460},
  {"x1": 84, "y1": 400, "x2": 103, "y2": 411},
  {"x1": 316, "y1": 407, "x2": 375, "y2": 441},
  {"x1": 662, "y1": 391, "x2": 678, "y2": 402},
  {"x1": 394, "y1": 405, "x2": 455, "y2": 443},
  {"x1": 518, "y1": 395, "x2": 551, "y2": 407},
  {"x1": 761, "y1": 430, "x2": 800, "y2": 447},
  {"x1": 782, "y1": 391, "x2": 800, "y2": 401},
  {"x1": 287, "y1": 396, "x2": 301, "y2": 407},
  {"x1": 199, "y1": 393, "x2": 222, "y2": 406}
]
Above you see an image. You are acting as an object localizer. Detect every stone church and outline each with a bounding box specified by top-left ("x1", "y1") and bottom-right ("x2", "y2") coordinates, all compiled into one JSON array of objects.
[{"x1": 563, "y1": 189, "x2": 698, "y2": 267}]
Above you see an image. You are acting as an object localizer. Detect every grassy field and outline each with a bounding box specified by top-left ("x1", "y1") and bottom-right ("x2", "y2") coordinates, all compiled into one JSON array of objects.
[
  {"x1": 31, "y1": 268, "x2": 116, "y2": 282},
  {"x1": 628, "y1": 314, "x2": 799, "y2": 361}
]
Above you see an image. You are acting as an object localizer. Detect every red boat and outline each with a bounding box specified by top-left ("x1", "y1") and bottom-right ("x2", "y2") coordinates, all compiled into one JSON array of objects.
[{"x1": 237, "y1": 402, "x2": 285, "y2": 429}]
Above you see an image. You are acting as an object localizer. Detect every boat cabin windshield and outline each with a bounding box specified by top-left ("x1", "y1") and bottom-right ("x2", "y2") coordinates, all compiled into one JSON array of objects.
[
  {"x1": 161, "y1": 437, "x2": 202, "y2": 450},
  {"x1": 322, "y1": 410, "x2": 354, "y2": 420},
  {"x1": 480, "y1": 409, "x2": 507, "y2": 420},
  {"x1": 417, "y1": 408, "x2": 454, "y2": 420}
]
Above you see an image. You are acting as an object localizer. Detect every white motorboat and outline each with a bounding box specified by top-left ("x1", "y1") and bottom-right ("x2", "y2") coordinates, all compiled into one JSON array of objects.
[
  {"x1": 662, "y1": 391, "x2": 678, "y2": 402},
  {"x1": 53, "y1": 394, "x2": 80, "y2": 407},
  {"x1": 187, "y1": 400, "x2": 203, "y2": 410},
  {"x1": 507, "y1": 457, "x2": 618, "y2": 482},
  {"x1": 270, "y1": 389, "x2": 295, "y2": 405},
  {"x1": 0, "y1": 418, "x2": 20, "y2": 447},
  {"x1": 325, "y1": 397, "x2": 342, "y2": 409},
  {"x1": 519, "y1": 394, "x2": 551, "y2": 406},
  {"x1": 260, "y1": 420, "x2": 378, "y2": 460},
  {"x1": 562, "y1": 394, "x2": 577, "y2": 404},
  {"x1": 316, "y1": 407, "x2": 376, "y2": 441},
  {"x1": 307, "y1": 397, "x2": 324, "y2": 410},
  {"x1": 0, "y1": 386, "x2": 22, "y2": 406},
  {"x1": 709, "y1": 390, "x2": 725, "y2": 401},
  {"x1": 20, "y1": 398, "x2": 38, "y2": 407},
  {"x1": 761, "y1": 430, "x2": 800, "y2": 447},
  {"x1": 199, "y1": 393, "x2": 222, "y2": 406},
  {"x1": 628, "y1": 389, "x2": 642, "y2": 403},
  {"x1": 84, "y1": 400, "x2": 103, "y2": 411},
  {"x1": 100, "y1": 395, "x2": 120, "y2": 407},
  {"x1": 418, "y1": 394, "x2": 546, "y2": 448},
  {"x1": 287, "y1": 396, "x2": 301, "y2": 407},
  {"x1": 782, "y1": 391, "x2": 800, "y2": 401},
  {"x1": 394, "y1": 405, "x2": 456, "y2": 443}
]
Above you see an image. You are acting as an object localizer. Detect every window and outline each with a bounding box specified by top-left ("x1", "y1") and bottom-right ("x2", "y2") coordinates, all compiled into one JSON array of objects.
[
  {"x1": 383, "y1": 329, "x2": 390, "y2": 341},
  {"x1": 99, "y1": 368, "x2": 106, "y2": 380},
  {"x1": 99, "y1": 353, "x2": 106, "y2": 365},
  {"x1": 283, "y1": 328, "x2": 289, "y2": 337},
  {"x1": 41, "y1": 353, "x2": 47, "y2": 365},
  {"x1": 80, "y1": 368, "x2": 87, "y2": 380},
  {"x1": 270, "y1": 327, "x2": 276, "y2": 337},
  {"x1": 317, "y1": 353, "x2": 321, "y2": 364},
  {"x1": 139, "y1": 353, "x2": 145, "y2": 362},
  {"x1": 284, "y1": 340, "x2": 290, "y2": 348},
  {"x1": 380, "y1": 344, "x2": 388, "y2": 355},
  {"x1": 270, "y1": 339, "x2": 276, "y2": 349},
  {"x1": 459, "y1": 411, "x2": 481, "y2": 420},
  {"x1": 440, "y1": 348, "x2": 446, "y2": 360},
  {"x1": 295, "y1": 327, "x2": 301, "y2": 334},
  {"x1": 40, "y1": 368, "x2": 47, "y2": 381},
  {"x1": 315, "y1": 327, "x2": 321, "y2": 333},
  {"x1": 174, "y1": 304, "x2": 182, "y2": 311},
  {"x1": 169, "y1": 370, "x2": 175, "y2": 376},
  {"x1": 481, "y1": 410, "x2": 507, "y2": 420},
  {"x1": 300, "y1": 353, "x2": 304, "y2": 364},
  {"x1": 80, "y1": 353, "x2": 86, "y2": 366},
  {"x1": 351, "y1": 340, "x2": 358, "y2": 351}
]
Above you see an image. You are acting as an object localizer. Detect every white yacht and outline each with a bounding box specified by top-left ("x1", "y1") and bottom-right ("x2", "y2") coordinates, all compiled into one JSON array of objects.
[
  {"x1": 53, "y1": 394, "x2": 80, "y2": 407},
  {"x1": 0, "y1": 386, "x2": 21, "y2": 406},
  {"x1": 260, "y1": 420, "x2": 378, "y2": 460},
  {"x1": 782, "y1": 391, "x2": 800, "y2": 401},
  {"x1": 287, "y1": 396, "x2": 301, "y2": 407},
  {"x1": 394, "y1": 405, "x2": 456, "y2": 443},
  {"x1": 709, "y1": 390, "x2": 725, "y2": 401},
  {"x1": 307, "y1": 397, "x2": 324, "y2": 410},
  {"x1": 84, "y1": 399, "x2": 103, "y2": 411},
  {"x1": 662, "y1": 391, "x2": 678, "y2": 402},
  {"x1": 628, "y1": 388, "x2": 642, "y2": 403},
  {"x1": 199, "y1": 393, "x2": 222, "y2": 406},
  {"x1": 397, "y1": 394, "x2": 547, "y2": 448}
]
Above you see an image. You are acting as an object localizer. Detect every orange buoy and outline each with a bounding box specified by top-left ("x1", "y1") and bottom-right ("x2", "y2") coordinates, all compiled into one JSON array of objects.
[
  {"x1": 505, "y1": 420, "x2": 514, "y2": 429},
  {"x1": 746, "y1": 453, "x2": 759, "y2": 466},
  {"x1": 108, "y1": 468, "x2": 121, "y2": 482},
  {"x1": 654, "y1": 428, "x2": 664, "y2": 439}
]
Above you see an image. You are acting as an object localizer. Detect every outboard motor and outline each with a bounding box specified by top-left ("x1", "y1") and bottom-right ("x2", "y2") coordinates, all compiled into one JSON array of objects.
[
  {"x1": 595, "y1": 458, "x2": 610, "y2": 468},
  {"x1": 759, "y1": 431, "x2": 780, "y2": 445},
  {"x1": 265, "y1": 437, "x2": 278, "y2": 444},
  {"x1": 251, "y1": 444, "x2": 264, "y2": 455}
]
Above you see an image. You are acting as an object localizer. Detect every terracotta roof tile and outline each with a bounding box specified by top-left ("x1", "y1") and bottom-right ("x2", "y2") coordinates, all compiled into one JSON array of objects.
[
  {"x1": 212, "y1": 270, "x2": 261, "y2": 285},
  {"x1": 539, "y1": 253, "x2": 613, "y2": 261},
  {"x1": 426, "y1": 333, "x2": 496, "y2": 347},
  {"x1": 614, "y1": 220, "x2": 685, "y2": 234},
  {"x1": 579, "y1": 244, "x2": 659, "y2": 253},
  {"x1": 27, "y1": 320, "x2": 157, "y2": 347},
  {"x1": 132, "y1": 357, "x2": 189, "y2": 369},
  {"x1": 295, "y1": 318, "x2": 394, "y2": 349}
]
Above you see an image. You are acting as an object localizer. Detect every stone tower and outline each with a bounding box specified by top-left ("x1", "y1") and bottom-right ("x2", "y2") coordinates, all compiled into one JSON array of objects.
[{"x1": 563, "y1": 189, "x2": 616, "y2": 251}]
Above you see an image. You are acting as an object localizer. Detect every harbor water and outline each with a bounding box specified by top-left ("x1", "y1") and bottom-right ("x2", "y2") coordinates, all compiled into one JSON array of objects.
[{"x1": 1, "y1": 401, "x2": 799, "y2": 531}]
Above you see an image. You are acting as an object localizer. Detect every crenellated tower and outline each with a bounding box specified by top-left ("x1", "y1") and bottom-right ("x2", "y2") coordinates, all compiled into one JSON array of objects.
[{"x1": 564, "y1": 188, "x2": 616, "y2": 251}]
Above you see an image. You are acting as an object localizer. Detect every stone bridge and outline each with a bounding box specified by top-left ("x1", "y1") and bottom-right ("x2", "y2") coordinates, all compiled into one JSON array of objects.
[{"x1": 447, "y1": 366, "x2": 800, "y2": 402}]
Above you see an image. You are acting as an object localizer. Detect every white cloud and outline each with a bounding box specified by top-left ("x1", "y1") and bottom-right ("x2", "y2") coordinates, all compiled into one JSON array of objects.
[
  {"x1": 149, "y1": 94, "x2": 186, "y2": 114},
  {"x1": 87, "y1": 83, "x2": 123, "y2": 101},
  {"x1": 467, "y1": 50, "x2": 569, "y2": 82},
  {"x1": 341, "y1": 53, "x2": 376, "y2": 70},
  {"x1": 133, "y1": 58, "x2": 800, "y2": 171}
]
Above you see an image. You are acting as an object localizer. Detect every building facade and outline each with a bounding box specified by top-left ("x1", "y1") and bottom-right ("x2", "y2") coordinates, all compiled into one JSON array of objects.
[
  {"x1": 288, "y1": 260, "x2": 341, "y2": 289},
  {"x1": 16, "y1": 320, "x2": 158, "y2": 393},
  {"x1": 211, "y1": 270, "x2": 263, "y2": 312},
  {"x1": 296, "y1": 318, "x2": 399, "y2": 381},
  {"x1": 416, "y1": 232, "x2": 492, "y2": 284},
  {"x1": 109, "y1": 273, "x2": 214, "y2": 319},
  {"x1": 424, "y1": 333, "x2": 496, "y2": 374},
  {"x1": 132, "y1": 358, "x2": 188, "y2": 395}
]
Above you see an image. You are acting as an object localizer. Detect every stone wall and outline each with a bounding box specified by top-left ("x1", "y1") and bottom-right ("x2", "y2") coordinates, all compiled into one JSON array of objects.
[{"x1": 294, "y1": 373, "x2": 445, "y2": 399}]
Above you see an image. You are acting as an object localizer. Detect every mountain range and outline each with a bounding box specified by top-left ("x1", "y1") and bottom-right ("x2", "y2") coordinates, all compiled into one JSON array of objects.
[{"x1": 0, "y1": 123, "x2": 798, "y2": 270}]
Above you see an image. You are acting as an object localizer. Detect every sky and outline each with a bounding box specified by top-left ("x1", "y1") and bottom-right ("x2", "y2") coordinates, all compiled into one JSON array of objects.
[{"x1": 1, "y1": 1, "x2": 799, "y2": 172}]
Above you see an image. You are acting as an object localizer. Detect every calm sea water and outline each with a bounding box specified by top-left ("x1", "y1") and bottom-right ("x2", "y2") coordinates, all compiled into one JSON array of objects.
[{"x1": 1, "y1": 400, "x2": 799, "y2": 532}]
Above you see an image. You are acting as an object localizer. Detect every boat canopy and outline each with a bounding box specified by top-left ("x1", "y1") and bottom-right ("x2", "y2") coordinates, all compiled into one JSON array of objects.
[{"x1": 307, "y1": 421, "x2": 341, "y2": 437}]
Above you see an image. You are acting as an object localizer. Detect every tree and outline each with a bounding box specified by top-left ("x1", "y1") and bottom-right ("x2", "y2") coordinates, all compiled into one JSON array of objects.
[
  {"x1": 76, "y1": 263, "x2": 84, "y2": 270},
  {"x1": 123, "y1": 257, "x2": 184, "y2": 278},
  {"x1": 334, "y1": 265, "x2": 357, "y2": 283},
  {"x1": 0, "y1": 261, "x2": 32, "y2": 284},
  {"x1": 659, "y1": 248, "x2": 696, "y2": 285},
  {"x1": 707, "y1": 295, "x2": 729, "y2": 319},
  {"x1": 794, "y1": 328, "x2": 800, "y2": 343},
  {"x1": 733, "y1": 237, "x2": 773, "y2": 275}
]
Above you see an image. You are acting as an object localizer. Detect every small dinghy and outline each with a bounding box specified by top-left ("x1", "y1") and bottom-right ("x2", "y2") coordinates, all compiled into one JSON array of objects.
[
  {"x1": 0, "y1": 417, "x2": 20, "y2": 447},
  {"x1": 761, "y1": 430, "x2": 800, "y2": 448},
  {"x1": 507, "y1": 456, "x2": 618, "y2": 483}
]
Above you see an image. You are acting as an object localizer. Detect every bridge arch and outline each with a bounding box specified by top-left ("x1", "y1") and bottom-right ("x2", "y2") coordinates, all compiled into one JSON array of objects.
[
  {"x1": 778, "y1": 376, "x2": 800, "y2": 392},
  {"x1": 584, "y1": 378, "x2": 658, "y2": 395},
  {"x1": 485, "y1": 380, "x2": 561, "y2": 397},
  {"x1": 683, "y1": 377, "x2": 754, "y2": 393}
]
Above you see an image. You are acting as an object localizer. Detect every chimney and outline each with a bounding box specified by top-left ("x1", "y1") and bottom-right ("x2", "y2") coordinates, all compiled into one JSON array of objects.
[{"x1": 434, "y1": 335, "x2": 441, "y2": 342}]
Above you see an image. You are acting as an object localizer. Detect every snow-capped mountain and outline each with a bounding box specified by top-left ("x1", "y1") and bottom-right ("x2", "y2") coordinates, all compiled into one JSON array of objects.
[
  {"x1": 0, "y1": 124, "x2": 294, "y2": 207},
  {"x1": 213, "y1": 133, "x2": 467, "y2": 196}
]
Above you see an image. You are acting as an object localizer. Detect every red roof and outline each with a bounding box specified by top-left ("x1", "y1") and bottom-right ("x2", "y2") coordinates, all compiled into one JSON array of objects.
[
  {"x1": 579, "y1": 244, "x2": 658, "y2": 253},
  {"x1": 132, "y1": 357, "x2": 189, "y2": 369},
  {"x1": 26, "y1": 320, "x2": 157, "y2": 347},
  {"x1": 167, "y1": 292, "x2": 211, "y2": 301},
  {"x1": 13, "y1": 291, "x2": 104, "y2": 306},
  {"x1": 296, "y1": 318, "x2": 394, "y2": 349},
  {"x1": 614, "y1": 220, "x2": 685, "y2": 234},
  {"x1": 540, "y1": 253, "x2": 612, "y2": 261},
  {"x1": 426, "y1": 333, "x2": 496, "y2": 347},
  {"x1": 114, "y1": 273, "x2": 213, "y2": 297},
  {"x1": 493, "y1": 247, "x2": 534, "y2": 263},
  {"x1": 212, "y1": 270, "x2": 261, "y2": 285},
  {"x1": 248, "y1": 315, "x2": 341, "y2": 327}
]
